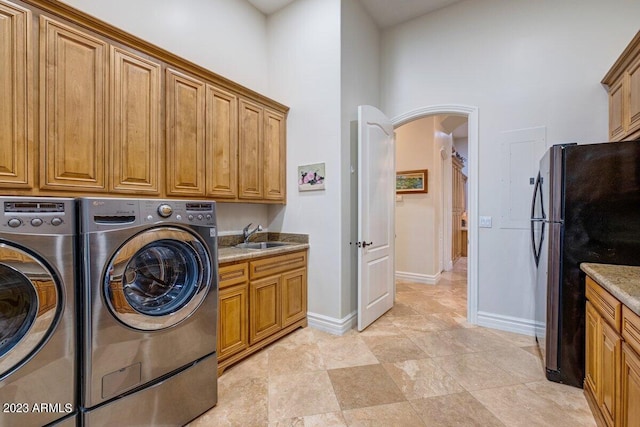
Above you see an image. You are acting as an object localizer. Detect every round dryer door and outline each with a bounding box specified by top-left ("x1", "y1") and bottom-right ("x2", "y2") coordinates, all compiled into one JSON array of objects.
[
  {"x1": 104, "y1": 227, "x2": 212, "y2": 331},
  {"x1": 0, "y1": 244, "x2": 59, "y2": 378}
]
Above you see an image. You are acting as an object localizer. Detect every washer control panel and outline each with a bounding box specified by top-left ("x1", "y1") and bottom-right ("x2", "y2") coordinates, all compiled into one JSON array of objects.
[
  {"x1": 140, "y1": 200, "x2": 216, "y2": 227},
  {"x1": 1, "y1": 198, "x2": 73, "y2": 234}
]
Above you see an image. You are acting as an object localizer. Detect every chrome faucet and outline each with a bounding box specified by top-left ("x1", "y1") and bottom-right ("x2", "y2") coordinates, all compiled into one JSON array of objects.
[{"x1": 242, "y1": 223, "x2": 263, "y2": 243}]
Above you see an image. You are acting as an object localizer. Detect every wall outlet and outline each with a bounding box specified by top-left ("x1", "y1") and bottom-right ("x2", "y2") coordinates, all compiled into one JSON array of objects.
[{"x1": 479, "y1": 216, "x2": 492, "y2": 228}]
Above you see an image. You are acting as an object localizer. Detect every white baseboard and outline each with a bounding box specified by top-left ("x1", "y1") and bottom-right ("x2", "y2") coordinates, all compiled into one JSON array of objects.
[
  {"x1": 476, "y1": 310, "x2": 544, "y2": 337},
  {"x1": 307, "y1": 311, "x2": 357, "y2": 335},
  {"x1": 395, "y1": 271, "x2": 441, "y2": 285}
]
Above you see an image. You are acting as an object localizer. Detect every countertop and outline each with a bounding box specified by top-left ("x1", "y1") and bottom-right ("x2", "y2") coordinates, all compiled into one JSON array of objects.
[
  {"x1": 581, "y1": 263, "x2": 640, "y2": 316},
  {"x1": 218, "y1": 242, "x2": 309, "y2": 264}
]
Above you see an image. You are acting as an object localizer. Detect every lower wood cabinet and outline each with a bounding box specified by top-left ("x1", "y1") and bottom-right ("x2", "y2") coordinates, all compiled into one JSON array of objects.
[
  {"x1": 585, "y1": 275, "x2": 640, "y2": 427},
  {"x1": 218, "y1": 250, "x2": 307, "y2": 375}
]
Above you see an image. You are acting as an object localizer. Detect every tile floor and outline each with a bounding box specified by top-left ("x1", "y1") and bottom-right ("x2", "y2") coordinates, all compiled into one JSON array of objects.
[{"x1": 188, "y1": 259, "x2": 596, "y2": 426}]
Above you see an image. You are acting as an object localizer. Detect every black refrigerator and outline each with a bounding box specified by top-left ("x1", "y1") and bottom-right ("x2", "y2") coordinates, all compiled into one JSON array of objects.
[{"x1": 531, "y1": 140, "x2": 640, "y2": 388}]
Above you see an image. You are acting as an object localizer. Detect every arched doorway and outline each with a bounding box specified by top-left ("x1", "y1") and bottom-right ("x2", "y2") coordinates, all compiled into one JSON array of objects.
[{"x1": 391, "y1": 105, "x2": 479, "y2": 324}]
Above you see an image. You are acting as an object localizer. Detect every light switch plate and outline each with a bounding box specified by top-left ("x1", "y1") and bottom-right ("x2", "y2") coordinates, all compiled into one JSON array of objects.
[{"x1": 479, "y1": 216, "x2": 492, "y2": 228}]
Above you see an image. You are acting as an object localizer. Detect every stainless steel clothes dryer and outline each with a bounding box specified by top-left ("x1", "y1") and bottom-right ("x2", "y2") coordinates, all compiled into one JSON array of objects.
[
  {"x1": 0, "y1": 197, "x2": 77, "y2": 427},
  {"x1": 78, "y1": 198, "x2": 218, "y2": 426}
]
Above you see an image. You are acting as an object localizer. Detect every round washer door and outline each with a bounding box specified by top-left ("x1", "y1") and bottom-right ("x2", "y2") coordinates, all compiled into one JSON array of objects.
[
  {"x1": 104, "y1": 227, "x2": 212, "y2": 331},
  {"x1": 0, "y1": 244, "x2": 59, "y2": 378}
]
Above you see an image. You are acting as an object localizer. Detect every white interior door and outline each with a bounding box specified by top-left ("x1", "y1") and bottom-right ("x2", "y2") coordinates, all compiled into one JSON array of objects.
[{"x1": 357, "y1": 105, "x2": 395, "y2": 331}]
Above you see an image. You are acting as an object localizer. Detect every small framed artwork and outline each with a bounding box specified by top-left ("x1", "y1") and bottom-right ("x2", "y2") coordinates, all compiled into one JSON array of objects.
[
  {"x1": 298, "y1": 162, "x2": 325, "y2": 191},
  {"x1": 396, "y1": 169, "x2": 428, "y2": 194}
]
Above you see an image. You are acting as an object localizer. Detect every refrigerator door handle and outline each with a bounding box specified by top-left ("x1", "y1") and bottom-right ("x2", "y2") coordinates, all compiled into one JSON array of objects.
[{"x1": 530, "y1": 172, "x2": 545, "y2": 266}]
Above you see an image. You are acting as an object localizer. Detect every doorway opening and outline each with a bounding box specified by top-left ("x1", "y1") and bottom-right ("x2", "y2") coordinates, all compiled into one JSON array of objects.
[{"x1": 392, "y1": 105, "x2": 479, "y2": 324}]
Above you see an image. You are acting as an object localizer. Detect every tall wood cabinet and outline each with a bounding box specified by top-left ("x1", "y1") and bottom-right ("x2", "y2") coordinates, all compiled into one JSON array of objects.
[
  {"x1": 40, "y1": 16, "x2": 108, "y2": 192},
  {"x1": 0, "y1": 1, "x2": 32, "y2": 189},
  {"x1": 602, "y1": 31, "x2": 640, "y2": 142},
  {"x1": 0, "y1": 0, "x2": 288, "y2": 203},
  {"x1": 110, "y1": 47, "x2": 161, "y2": 194}
]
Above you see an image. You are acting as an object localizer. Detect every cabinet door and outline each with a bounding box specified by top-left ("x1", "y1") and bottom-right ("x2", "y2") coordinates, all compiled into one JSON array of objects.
[
  {"x1": 206, "y1": 84, "x2": 237, "y2": 199},
  {"x1": 218, "y1": 283, "x2": 248, "y2": 360},
  {"x1": 609, "y1": 78, "x2": 625, "y2": 141},
  {"x1": 601, "y1": 319, "x2": 621, "y2": 427},
  {"x1": 263, "y1": 108, "x2": 286, "y2": 202},
  {"x1": 0, "y1": 1, "x2": 32, "y2": 189},
  {"x1": 166, "y1": 68, "x2": 205, "y2": 196},
  {"x1": 281, "y1": 267, "x2": 307, "y2": 328},
  {"x1": 238, "y1": 98, "x2": 263, "y2": 200},
  {"x1": 111, "y1": 47, "x2": 161, "y2": 194},
  {"x1": 627, "y1": 56, "x2": 640, "y2": 137},
  {"x1": 249, "y1": 275, "x2": 281, "y2": 344},
  {"x1": 40, "y1": 16, "x2": 107, "y2": 191},
  {"x1": 621, "y1": 342, "x2": 640, "y2": 427},
  {"x1": 586, "y1": 301, "x2": 600, "y2": 396}
]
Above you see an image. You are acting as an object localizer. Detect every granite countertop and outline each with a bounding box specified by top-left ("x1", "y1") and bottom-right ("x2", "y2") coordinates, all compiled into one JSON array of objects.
[
  {"x1": 581, "y1": 263, "x2": 640, "y2": 316},
  {"x1": 217, "y1": 232, "x2": 309, "y2": 264}
]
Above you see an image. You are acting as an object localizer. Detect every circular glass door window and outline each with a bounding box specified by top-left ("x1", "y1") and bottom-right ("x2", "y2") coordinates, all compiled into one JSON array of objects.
[
  {"x1": 0, "y1": 245, "x2": 58, "y2": 378},
  {"x1": 0, "y1": 265, "x2": 37, "y2": 358},
  {"x1": 105, "y1": 227, "x2": 212, "y2": 331}
]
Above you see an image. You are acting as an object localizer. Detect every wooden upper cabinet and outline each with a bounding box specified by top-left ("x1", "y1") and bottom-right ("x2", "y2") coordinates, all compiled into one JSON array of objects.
[
  {"x1": 603, "y1": 31, "x2": 640, "y2": 142},
  {"x1": 264, "y1": 109, "x2": 286, "y2": 202},
  {"x1": 110, "y1": 47, "x2": 161, "y2": 194},
  {"x1": 40, "y1": 16, "x2": 108, "y2": 191},
  {"x1": 238, "y1": 98, "x2": 263, "y2": 200},
  {"x1": 627, "y1": 56, "x2": 640, "y2": 137},
  {"x1": 206, "y1": 85, "x2": 238, "y2": 199},
  {"x1": 166, "y1": 68, "x2": 206, "y2": 196},
  {"x1": 0, "y1": 1, "x2": 32, "y2": 189}
]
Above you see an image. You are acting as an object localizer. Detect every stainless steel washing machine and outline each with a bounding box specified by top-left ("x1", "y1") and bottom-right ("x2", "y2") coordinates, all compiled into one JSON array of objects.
[
  {"x1": 0, "y1": 197, "x2": 77, "y2": 427},
  {"x1": 78, "y1": 198, "x2": 218, "y2": 426}
]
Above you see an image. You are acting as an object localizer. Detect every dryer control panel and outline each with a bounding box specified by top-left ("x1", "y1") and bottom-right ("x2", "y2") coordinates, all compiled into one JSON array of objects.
[
  {"x1": 1, "y1": 198, "x2": 74, "y2": 235},
  {"x1": 140, "y1": 200, "x2": 216, "y2": 227}
]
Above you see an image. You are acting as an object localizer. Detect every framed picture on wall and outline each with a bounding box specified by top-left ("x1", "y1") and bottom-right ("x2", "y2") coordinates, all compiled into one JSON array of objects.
[{"x1": 396, "y1": 169, "x2": 428, "y2": 194}]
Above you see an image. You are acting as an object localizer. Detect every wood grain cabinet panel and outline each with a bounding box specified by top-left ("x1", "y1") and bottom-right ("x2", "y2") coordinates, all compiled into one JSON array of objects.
[
  {"x1": 166, "y1": 68, "x2": 206, "y2": 196},
  {"x1": 621, "y1": 342, "x2": 640, "y2": 427},
  {"x1": 0, "y1": 0, "x2": 32, "y2": 189},
  {"x1": 206, "y1": 85, "x2": 238, "y2": 199},
  {"x1": 218, "y1": 283, "x2": 248, "y2": 360},
  {"x1": 249, "y1": 275, "x2": 281, "y2": 345},
  {"x1": 600, "y1": 319, "x2": 621, "y2": 427},
  {"x1": 603, "y1": 31, "x2": 640, "y2": 142},
  {"x1": 40, "y1": 16, "x2": 108, "y2": 191},
  {"x1": 586, "y1": 301, "x2": 600, "y2": 396},
  {"x1": 264, "y1": 109, "x2": 286, "y2": 202},
  {"x1": 627, "y1": 56, "x2": 640, "y2": 137},
  {"x1": 281, "y1": 267, "x2": 307, "y2": 328},
  {"x1": 238, "y1": 98, "x2": 263, "y2": 200},
  {"x1": 110, "y1": 47, "x2": 161, "y2": 194}
]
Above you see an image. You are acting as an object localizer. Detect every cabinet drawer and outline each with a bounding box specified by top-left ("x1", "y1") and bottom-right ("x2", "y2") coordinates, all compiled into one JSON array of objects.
[
  {"x1": 623, "y1": 305, "x2": 640, "y2": 356},
  {"x1": 219, "y1": 262, "x2": 249, "y2": 289},
  {"x1": 586, "y1": 276, "x2": 622, "y2": 333},
  {"x1": 249, "y1": 251, "x2": 307, "y2": 280}
]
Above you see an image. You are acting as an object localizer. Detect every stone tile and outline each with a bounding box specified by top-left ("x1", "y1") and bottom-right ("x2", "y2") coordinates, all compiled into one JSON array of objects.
[
  {"x1": 390, "y1": 313, "x2": 459, "y2": 332},
  {"x1": 525, "y1": 381, "x2": 597, "y2": 426},
  {"x1": 475, "y1": 347, "x2": 546, "y2": 383},
  {"x1": 269, "y1": 413, "x2": 348, "y2": 427},
  {"x1": 218, "y1": 348, "x2": 269, "y2": 384},
  {"x1": 435, "y1": 327, "x2": 515, "y2": 353},
  {"x1": 384, "y1": 301, "x2": 421, "y2": 318},
  {"x1": 411, "y1": 391, "x2": 505, "y2": 427},
  {"x1": 471, "y1": 383, "x2": 593, "y2": 427},
  {"x1": 267, "y1": 339, "x2": 325, "y2": 376},
  {"x1": 432, "y1": 353, "x2": 523, "y2": 391},
  {"x1": 485, "y1": 328, "x2": 537, "y2": 347},
  {"x1": 268, "y1": 371, "x2": 340, "y2": 421},
  {"x1": 342, "y1": 401, "x2": 426, "y2": 426},
  {"x1": 316, "y1": 334, "x2": 379, "y2": 369},
  {"x1": 327, "y1": 364, "x2": 405, "y2": 410},
  {"x1": 188, "y1": 376, "x2": 268, "y2": 426},
  {"x1": 358, "y1": 318, "x2": 405, "y2": 337},
  {"x1": 383, "y1": 358, "x2": 464, "y2": 399},
  {"x1": 405, "y1": 330, "x2": 471, "y2": 357},
  {"x1": 361, "y1": 335, "x2": 428, "y2": 363}
]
